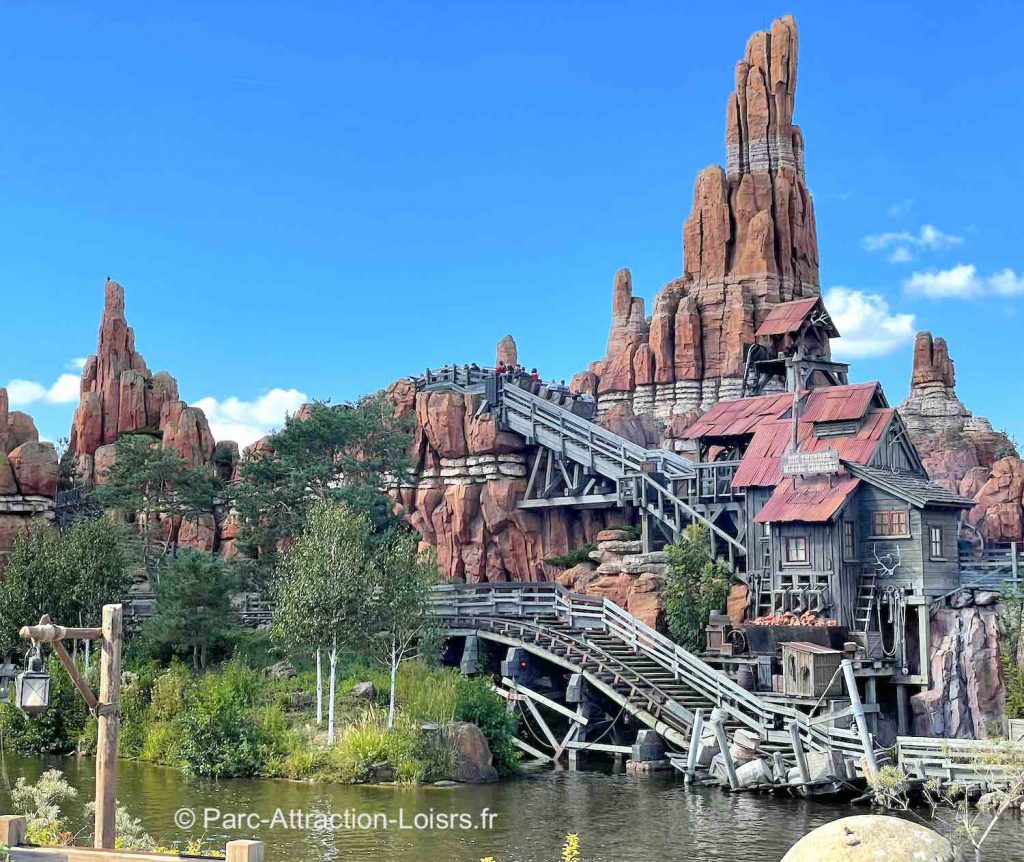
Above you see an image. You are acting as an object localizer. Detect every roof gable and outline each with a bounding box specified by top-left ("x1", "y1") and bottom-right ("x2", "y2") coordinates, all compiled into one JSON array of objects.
[
  {"x1": 801, "y1": 382, "x2": 882, "y2": 423},
  {"x1": 754, "y1": 474, "x2": 861, "y2": 523},
  {"x1": 844, "y1": 462, "x2": 975, "y2": 509},
  {"x1": 682, "y1": 393, "x2": 791, "y2": 440},
  {"x1": 755, "y1": 297, "x2": 839, "y2": 338}
]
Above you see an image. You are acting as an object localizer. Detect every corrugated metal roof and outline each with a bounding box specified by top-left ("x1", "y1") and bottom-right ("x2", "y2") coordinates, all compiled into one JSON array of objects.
[
  {"x1": 731, "y1": 407, "x2": 898, "y2": 488},
  {"x1": 754, "y1": 475, "x2": 861, "y2": 523},
  {"x1": 845, "y1": 462, "x2": 976, "y2": 509},
  {"x1": 801, "y1": 382, "x2": 879, "y2": 423},
  {"x1": 681, "y1": 393, "x2": 791, "y2": 439},
  {"x1": 755, "y1": 297, "x2": 823, "y2": 337}
]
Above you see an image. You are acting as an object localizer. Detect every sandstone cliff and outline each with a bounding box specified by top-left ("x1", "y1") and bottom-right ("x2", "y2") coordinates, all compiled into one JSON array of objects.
[
  {"x1": 575, "y1": 15, "x2": 819, "y2": 427},
  {"x1": 0, "y1": 389, "x2": 58, "y2": 566},
  {"x1": 899, "y1": 332, "x2": 1021, "y2": 540},
  {"x1": 68, "y1": 280, "x2": 238, "y2": 555},
  {"x1": 387, "y1": 341, "x2": 611, "y2": 583}
]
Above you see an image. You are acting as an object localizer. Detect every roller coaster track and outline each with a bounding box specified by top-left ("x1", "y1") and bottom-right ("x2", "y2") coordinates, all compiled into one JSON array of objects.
[
  {"x1": 432, "y1": 581, "x2": 869, "y2": 764},
  {"x1": 416, "y1": 367, "x2": 745, "y2": 564}
]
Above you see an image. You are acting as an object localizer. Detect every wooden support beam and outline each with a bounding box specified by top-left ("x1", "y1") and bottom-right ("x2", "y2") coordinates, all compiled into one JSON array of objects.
[
  {"x1": 502, "y1": 677, "x2": 589, "y2": 724},
  {"x1": 712, "y1": 718, "x2": 739, "y2": 790},
  {"x1": 51, "y1": 639, "x2": 98, "y2": 712},
  {"x1": 789, "y1": 722, "x2": 811, "y2": 785},
  {"x1": 512, "y1": 736, "x2": 554, "y2": 762},
  {"x1": 94, "y1": 604, "x2": 122, "y2": 850},
  {"x1": 563, "y1": 740, "x2": 632, "y2": 755},
  {"x1": 524, "y1": 698, "x2": 561, "y2": 751},
  {"x1": 685, "y1": 708, "x2": 704, "y2": 781},
  {"x1": 18, "y1": 618, "x2": 101, "y2": 643}
]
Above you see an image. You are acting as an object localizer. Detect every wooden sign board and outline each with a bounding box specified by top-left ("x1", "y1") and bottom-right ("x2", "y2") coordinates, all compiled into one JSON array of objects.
[{"x1": 781, "y1": 448, "x2": 840, "y2": 477}]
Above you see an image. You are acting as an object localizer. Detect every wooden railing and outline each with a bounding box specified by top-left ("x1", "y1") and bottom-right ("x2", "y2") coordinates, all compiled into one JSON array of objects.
[
  {"x1": 959, "y1": 542, "x2": 1022, "y2": 590},
  {"x1": 418, "y1": 367, "x2": 747, "y2": 561},
  {"x1": 0, "y1": 815, "x2": 264, "y2": 861},
  {"x1": 431, "y1": 581, "x2": 868, "y2": 759}
]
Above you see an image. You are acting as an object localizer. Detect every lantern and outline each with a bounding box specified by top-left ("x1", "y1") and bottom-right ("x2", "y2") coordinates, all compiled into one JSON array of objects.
[{"x1": 15, "y1": 649, "x2": 50, "y2": 716}]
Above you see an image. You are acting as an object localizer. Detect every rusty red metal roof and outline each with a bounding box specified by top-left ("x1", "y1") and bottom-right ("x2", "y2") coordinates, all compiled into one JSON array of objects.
[
  {"x1": 681, "y1": 393, "x2": 791, "y2": 439},
  {"x1": 754, "y1": 297, "x2": 823, "y2": 337},
  {"x1": 753, "y1": 474, "x2": 861, "y2": 523},
  {"x1": 731, "y1": 406, "x2": 897, "y2": 488},
  {"x1": 800, "y1": 382, "x2": 879, "y2": 423}
]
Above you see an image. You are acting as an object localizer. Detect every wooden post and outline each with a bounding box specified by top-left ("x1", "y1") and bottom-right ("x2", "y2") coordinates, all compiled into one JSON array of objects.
[
  {"x1": 788, "y1": 721, "x2": 810, "y2": 785},
  {"x1": 226, "y1": 839, "x2": 265, "y2": 862},
  {"x1": 841, "y1": 658, "x2": 878, "y2": 777},
  {"x1": 711, "y1": 717, "x2": 739, "y2": 790},
  {"x1": 0, "y1": 814, "x2": 26, "y2": 847},
  {"x1": 1012, "y1": 541, "x2": 1020, "y2": 587},
  {"x1": 685, "y1": 708, "x2": 704, "y2": 782},
  {"x1": 94, "y1": 603, "x2": 122, "y2": 850}
]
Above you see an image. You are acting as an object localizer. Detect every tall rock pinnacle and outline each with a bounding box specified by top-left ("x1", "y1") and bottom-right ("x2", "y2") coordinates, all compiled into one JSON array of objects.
[
  {"x1": 578, "y1": 15, "x2": 820, "y2": 424},
  {"x1": 69, "y1": 279, "x2": 215, "y2": 482}
]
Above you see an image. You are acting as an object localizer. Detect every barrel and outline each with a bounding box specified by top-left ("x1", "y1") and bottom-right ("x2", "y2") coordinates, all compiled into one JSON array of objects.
[
  {"x1": 730, "y1": 728, "x2": 761, "y2": 764},
  {"x1": 735, "y1": 757, "x2": 774, "y2": 789}
]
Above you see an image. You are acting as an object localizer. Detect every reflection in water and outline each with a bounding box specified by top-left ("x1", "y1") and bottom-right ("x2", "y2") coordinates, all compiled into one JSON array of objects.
[{"x1": 0, "y1": 754, "x2": 1022, "y2": 861}]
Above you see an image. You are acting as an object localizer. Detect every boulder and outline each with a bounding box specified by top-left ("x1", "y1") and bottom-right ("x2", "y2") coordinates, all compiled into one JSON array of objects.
[
  {"x1": 8, "y1": 442, "x2": 59, "y2": 497},
  {"x1": 781, "y1": 815, "x2": 955, "y2": 862},
  {"x1": 351, "y1": 681, "x2": 376, "y2": 699},
  {"x1": 266, "y1": 659, "x2": 296, "y2": 680},
  {"x1": 448, "y1": 721, "x2": 499, "y2": 783}
]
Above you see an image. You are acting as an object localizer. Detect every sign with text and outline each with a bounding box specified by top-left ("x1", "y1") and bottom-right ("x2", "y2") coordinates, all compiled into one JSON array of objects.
[{"x1": 781, "y1": 448, "x2": 840, "y2": 477}]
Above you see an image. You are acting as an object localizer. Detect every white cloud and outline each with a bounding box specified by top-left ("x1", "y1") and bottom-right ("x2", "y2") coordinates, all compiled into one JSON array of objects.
[
  {"x1": 5, "y1": 372, "x2": 82, "y2": 406},
  {"x1": 989, "y1": 268, "x2": 1024, "y2": 296},
  {"x1": 862, "y1": 223, "x2": 963, "y2": 263},
  {"x1": 66, "y1": 357, "x2": 88, "y2": 371},
  {"x1": 193, "y1": 388, "x2": 309, "y2": 448},
  {"x1": 824, "y1": 286, "x2": 916, "y2": 358},
  {"x1": 902, "y1": 263, "x2": 1024, "y2": 300}
]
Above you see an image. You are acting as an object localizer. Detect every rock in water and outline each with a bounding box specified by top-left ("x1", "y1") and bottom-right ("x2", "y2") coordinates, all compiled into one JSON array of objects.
[
  {"x1": 448, "y1": 721, "x2": 499, "y2": 783},
  {"x1": 781, "y1": 815, "x2": 955, "y2": 862}
]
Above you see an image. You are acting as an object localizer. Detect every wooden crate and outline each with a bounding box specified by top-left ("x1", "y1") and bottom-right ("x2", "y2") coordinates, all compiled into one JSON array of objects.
[{"x1": 781, "y1": 641, "x2": 843, "y2": 698}]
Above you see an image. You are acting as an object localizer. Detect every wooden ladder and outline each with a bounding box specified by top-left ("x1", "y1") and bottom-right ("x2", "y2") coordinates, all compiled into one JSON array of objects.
[{"x1": 855, "y1": 569, "x2": 877, "y2": 631}]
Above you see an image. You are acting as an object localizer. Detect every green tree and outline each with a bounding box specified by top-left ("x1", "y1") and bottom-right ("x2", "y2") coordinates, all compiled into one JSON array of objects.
[
  {"x1": 94, "y1": 434, "x2": 225, "y2": 575},
  {"x1": 144, "y1": 550, "x2": 237, "y2": 671},
  {"x1": 235, "y1": 395, "x2": 411, "y2": 574},
  {"x1": 663, "y1": 525, "x2": 735, "y2": 653},
  {"x1": 270, "y1": 502, "x2": 374, "y2": 743},
  {"x1": 361, "y1": 532, "x2": 442, "y2": 728},
  {"x1": 0, "y1": 518, "x2": 130, "y2": 656}
]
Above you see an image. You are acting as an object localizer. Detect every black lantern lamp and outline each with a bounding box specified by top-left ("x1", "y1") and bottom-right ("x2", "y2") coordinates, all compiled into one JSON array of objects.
[{"x1": 15, "y1": 644, "x2": 50, "y2": 716}]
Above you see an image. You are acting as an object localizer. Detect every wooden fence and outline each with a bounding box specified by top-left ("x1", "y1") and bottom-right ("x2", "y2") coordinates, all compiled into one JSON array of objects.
[
  {"x1": 896, "y1": 736, "x2": 1024, "y2": 784},
  {"x1": 959, "y1": 542, "x2": 1022, "y2": 590},
  {"x1": 0, "y1": 816, "x2": 264, "y2": 861}
]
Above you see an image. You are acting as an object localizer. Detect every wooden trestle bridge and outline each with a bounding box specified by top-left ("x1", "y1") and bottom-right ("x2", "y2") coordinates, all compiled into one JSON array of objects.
[
  {"x1": 419, "y1": 366, "x2": 746, "y2": 567},
  {"x1": 433, "y1": 581, "x2": 869, "y2": 772}
]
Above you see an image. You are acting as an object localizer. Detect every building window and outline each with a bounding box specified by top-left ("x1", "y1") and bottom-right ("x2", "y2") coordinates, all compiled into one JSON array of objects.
[
  {"x1": 930, "y1": 525, "x2": 944, "y2": 560},
  {"x1": 843, "y1": 521, "x2": 856, "y2": 561},
  {"x1": 871, "y1": 510, "x2": 909, "y2": 537},
  {"x1": 784, "y1": 536, "x2": 809, "y2": 564}
]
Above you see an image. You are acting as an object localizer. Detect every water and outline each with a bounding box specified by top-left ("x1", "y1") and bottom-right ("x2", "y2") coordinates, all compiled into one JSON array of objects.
[{"x1": 1, "y1": 755, "x2": 1023, "y2": 861}]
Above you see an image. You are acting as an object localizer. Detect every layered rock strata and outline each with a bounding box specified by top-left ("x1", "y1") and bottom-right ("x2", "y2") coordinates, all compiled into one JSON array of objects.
[
  {"x1": 68, "y1": 280, "x2": 238, "y2": 555},
  {"x1": 556, "y1": 529, "x2": 666, "y2": 629},
  {"x1": 387, "y1": 363, "x2": 610, "y2": 583},
  {"x1": 575, "y1": 15, "x2": 819, "y2": 428},
  {"x1": 0, "y1": 389, "x2": 58, "y2": 566},
  {"x1": 899, "y1": 332, "x2": 1021, "y2": 540}
]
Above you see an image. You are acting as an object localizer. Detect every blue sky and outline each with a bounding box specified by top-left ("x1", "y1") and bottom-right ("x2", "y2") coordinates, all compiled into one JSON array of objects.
[{"x1": 1, "y1": 1, "x2": 1021, "y2": 446}]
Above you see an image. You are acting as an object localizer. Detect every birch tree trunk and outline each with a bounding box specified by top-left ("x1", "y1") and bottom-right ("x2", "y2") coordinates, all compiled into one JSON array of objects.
[
  {"x1": 388, "y1": 638, "x2": 398, "y2": 730},
  {"x1": 315, "y1": 648, "x2": 323, "y2": 726},
  {"x1": 327, "y1": 642, "x2": 339, "y2": 745}
]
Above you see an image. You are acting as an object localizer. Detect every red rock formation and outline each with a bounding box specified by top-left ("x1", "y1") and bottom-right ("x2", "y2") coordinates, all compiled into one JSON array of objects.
[
  {"x1": 496, "y1": 335, "x2": 518, "y2": 368},
  {"x1": 0, "y1": 389, "x2": 58, "y2": 566},
  {"x1": 900, "y1": 332, "x2": 1020, "y2": 538},
  {"x1": 68, "y1": 280, "x2": 236, "y2": 555},
  {"x1": 581, "y1": 15, "x2": 819, "y2": 422}
]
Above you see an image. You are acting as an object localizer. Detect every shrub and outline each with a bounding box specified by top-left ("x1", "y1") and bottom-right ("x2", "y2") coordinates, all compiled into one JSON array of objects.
[
  {"x1": 0, "y1": 656, "x2": 91, "y2": 755},
  {"x1": 176, "y1": 662, "x2": 271, "y2": 778},
  {"x1": 663, "y1": 525, "x2": 735, "y2": 653},
  {"x1": 10, "y1": 768, "x2": 77, "y2": 846},
  {"x1": 454, "y1": 675, "x2": 519, "y2": 775},
  {"x1": 543, "y1": 545, "x2": 596, "y2": 569}
]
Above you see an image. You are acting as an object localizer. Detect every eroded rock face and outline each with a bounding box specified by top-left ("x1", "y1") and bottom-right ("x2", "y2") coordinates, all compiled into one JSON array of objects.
[
  {"x1": 579, "y1": 15, "x2": 820, "y2": 427},
  {"x1": 899, "y1": 332, "x2": 1020, "y2": 539},
  {"x1": 911, "y1": 605, "x2": 1005, "y2": 739},
  {"x1": 67, "y1": 280, "x2": 236, "y2": 555},
  {"x1": 557, "y1": 530, "x2": 666, "y2": 628},
  {"x1": 0, "y1": 390, "x2": 57, "y2": 567}
]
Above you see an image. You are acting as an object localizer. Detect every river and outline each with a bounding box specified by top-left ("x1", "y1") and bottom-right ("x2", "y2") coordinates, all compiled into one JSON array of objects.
[{"x1": 1, "y1": 755, "x2": 1023, "y2": 861}]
